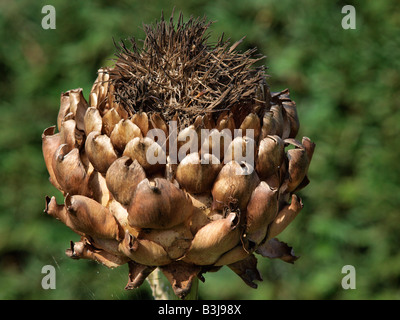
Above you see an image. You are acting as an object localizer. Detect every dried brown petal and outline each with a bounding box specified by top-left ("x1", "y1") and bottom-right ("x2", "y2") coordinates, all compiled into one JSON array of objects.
[
  {"x1": 89, "y1": 92, "x2": 98, "y2": 108},
  {"x1": 165, "y1": 155, "x2": 178, "y2": 181},
  {"x1": 66, "y1": 240, "x2": 130, "y2": 268},
  {"x1": 268, "y1": 194, "x2": 303, "y2": 239},
  {"x1": 131, "y1": 111, "x2": 149, "y2": 136},
  {"x1": 87, "y1": 167, "x2": 111, "y2": 206},
  {"x1": 44, "y1": 196, "x2": 71, "y2": 228},
  {"x1": 176, "y1": 152, "x2": 222, "y2": 194},
  {"x1": 200, "y1": 128, "x2": 231, "y2": 161},
  {"x1": 160, "y1": 261, "x2": 201, "y2": 299},
  {"x1": 91, "y1": 69, "x2": 109, "y2": 110},
  {"x1": 224, "y1": 135, "x2": 256, "y2": 164},
  {"x1": 150, "y1": 113, "x2": 168, "y2": 136},
  {"x1": 69, "y1": 88, "x2": 88, "y2": 132},
  {"x1": 195, "y1": 114, "x2": 215, "y2": 130},
  {"x1": 84, "y1": 107, "x2": 103, "y2": 136},
  {"x1": 216, "y1": 112, "x2": 235, "y2": 135},
  {"x1": 57, "y1": 92, "x2": 72, "y2": 131},
  {"x1": 270, "y1": 104, "x2": 284, "y2": 137},
  {"x1": 41, "y1": 126, "x2": 63, "y2": 190},
  {"x1": 245, "y1": 181, "x2": 278, "y2": 245},
  {"x1": 86, "y1": 235, "x2": 122, "y2": 256},
  {"x1": 110, "y1": 119, "x2": 142, "y2": 152},
  {"x1": 85, "y1": 131, "x2": 118, "y2": 174},
  {"x1": 214, "y1": 245, "x2": 249, "y2": 266},
  {"x1": 102, "y1": 108, "x2": 121, "y2": 136},
  {"x1": 227, "y1": 254, "x2": 262, "y2": 288},
  {"x1": 282, "y1": 100, "x2": 300, "y2": 138},
  {"x1": 127, "y1": 178, "x2": 194, "y2": 229},
  {"x1": 302, "y1": 136, "x2": 316, "y2": 163},
  {"x1": 188, "y1": 201, "x2": 213, "y2": 235},
  {"x1": 260, "y1": 110, "x2": 277, "y2": 139},
  {"x1": 184, "y1": 211, "x2": 241, "y2": 265},
  {"x1": 139, "y1": 223, "x2": 193, "y2": 260},
  {"x1": 211, "y1": 161, "x2": 260, "y2": 212},
  {"x1": 284, "y1": 145, "x2": 309, "y2": 193},
  {"x1": 125, "y1": 261, "x2": 156, "y2": 289},
  {"x1": 256, "y1": 238, "x2": 299, "y2": 264},
  {"x1": 65, "y1": 194, "x2": 123, "y2": 240},
  {"x1": 255, "y1": 135, "x2": 285, "y2": 180},
  {"x1": 177, "y1": 125, "x2": 199, "y2": 158},
  {"x1": 123, "y1": 137, "x2": 166, "y2": 173},
  {"x1": 106, "y1": 157, "x2": 146, "y2": 205},
  {"x1": 119, "y1": 231, "x2": 172, "y2": 266},
  {"x1": 52, "y1": 144, "x2": 89, "y2": 195},
  {"x1": 108, "y1": 200, "x2": 141, "y2": 241},
  {"x1": 60, "y1": 119, "x2": 77, "y2": 150},
  {"x1": 239, "y1": 113, "x2": 261, "y2": 141}
]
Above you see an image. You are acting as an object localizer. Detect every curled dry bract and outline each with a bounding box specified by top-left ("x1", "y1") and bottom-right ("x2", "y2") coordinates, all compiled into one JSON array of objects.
[
  {"x1": 106, "y1": 157, "x2": 146, "y2": 206},
  {"x1": 184, "y1": 211, "x2": 241, "y2": 265},
  {"x1": 176, "y1": 152, "x2": 222, "y2": 194},
  {"x1": 127, "y1": 178, "x2": 194, "y2": 229},
  {"x1": 211, "y1": 161, "x2": 260, "y2": 212}
]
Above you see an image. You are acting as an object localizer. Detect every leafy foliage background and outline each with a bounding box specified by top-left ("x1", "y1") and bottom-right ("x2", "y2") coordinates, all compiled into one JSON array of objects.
[{"x1": 1, "y1": 0, "x2": 399, "y2": 299}]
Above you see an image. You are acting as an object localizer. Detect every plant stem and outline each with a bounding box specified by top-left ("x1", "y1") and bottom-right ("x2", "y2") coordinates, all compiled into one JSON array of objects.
[
  {"x1": 147, "y1": 268, "x2": 177, "y2": 300},
  {"x1": 184, "y1": 275, "x2": 199, "y2": 300},
  {"x1": 147, "y1": 268, "x2": 199, "y2": 300}
]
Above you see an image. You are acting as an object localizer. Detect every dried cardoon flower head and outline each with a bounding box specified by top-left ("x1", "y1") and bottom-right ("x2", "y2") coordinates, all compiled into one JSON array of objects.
[{"x1": 42, "y1": 13, "x2": 315, "y2": 299}]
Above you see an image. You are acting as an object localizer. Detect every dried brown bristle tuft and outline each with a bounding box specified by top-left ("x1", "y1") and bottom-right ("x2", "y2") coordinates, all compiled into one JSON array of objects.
[{"x1": 108, "y1": 12, "x2": 268, "y2": 127}]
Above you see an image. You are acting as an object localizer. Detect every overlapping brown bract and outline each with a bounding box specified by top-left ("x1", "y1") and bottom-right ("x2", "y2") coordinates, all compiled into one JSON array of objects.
[{"x1": 41, "y1": 14, "x2": 315, "y2": 299}]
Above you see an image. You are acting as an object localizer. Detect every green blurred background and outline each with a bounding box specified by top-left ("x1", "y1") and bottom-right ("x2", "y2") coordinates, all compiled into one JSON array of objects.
[{"x1": 1, "y1": 0, "x2": 399, "y2": 300}]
